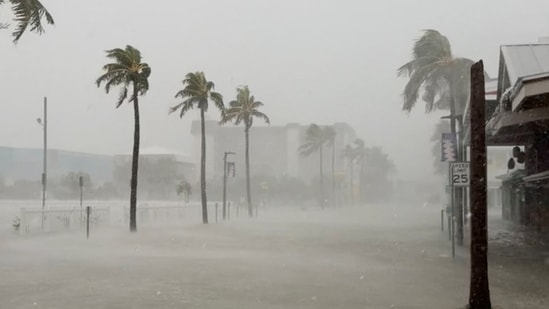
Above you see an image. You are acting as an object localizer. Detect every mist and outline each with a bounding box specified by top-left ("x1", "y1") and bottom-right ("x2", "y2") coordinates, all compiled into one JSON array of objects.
[{"x1": 2, "y1": 1, "x2": 549, "y2": 308}]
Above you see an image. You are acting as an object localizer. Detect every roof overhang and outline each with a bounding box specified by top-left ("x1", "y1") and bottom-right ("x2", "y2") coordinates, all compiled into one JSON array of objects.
[
  {"x1": 510, "y1": 74, "x2": 549, "y2": 111},
  {"x1": 495, "y1": 169, "x2": 526, "y2": 181},
  {"x1": 523, "y1": 170, "x2": 549, "y2": 182}
]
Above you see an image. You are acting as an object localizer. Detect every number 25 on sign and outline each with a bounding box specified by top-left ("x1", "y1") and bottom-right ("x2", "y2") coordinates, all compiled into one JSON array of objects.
[{"x1": 450, "y1": 162, "x2": 470, "y2": 187}]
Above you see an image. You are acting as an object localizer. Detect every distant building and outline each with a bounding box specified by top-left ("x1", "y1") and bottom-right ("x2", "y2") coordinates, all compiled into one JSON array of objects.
[
  {"x1": 0, "y1": 146, "x2": 194, "y2": 185},
  {"x1": 0, "y1": 146, "x2": 113, "y2": 184},
  {"x1": 190, "y1": 121, "x2": 356, "y2": 183}
]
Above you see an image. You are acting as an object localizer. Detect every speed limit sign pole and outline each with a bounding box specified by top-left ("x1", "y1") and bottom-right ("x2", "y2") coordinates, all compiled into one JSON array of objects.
[
  {"x1": 449, "y1": 161, "x2": 470, "y2": 259},
  {"x1": 449, "y1": 163, "x2": 455, "y2": 259}
]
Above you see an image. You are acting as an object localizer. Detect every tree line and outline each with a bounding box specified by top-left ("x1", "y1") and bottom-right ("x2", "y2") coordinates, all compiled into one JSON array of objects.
[{"x1": 299, "y1": 124, "x2": 396, "y2": 207}]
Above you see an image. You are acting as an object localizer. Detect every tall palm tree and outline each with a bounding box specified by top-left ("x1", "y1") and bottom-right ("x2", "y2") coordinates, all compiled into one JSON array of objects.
[
  {"x1": 299, "y1": 124, "x2": 327, "y2": 208},
  {"x1": 398, "y1": 29, "x2": 473, "y2": 246},
  {"x1": 1, "y1": 0, "x2": 54, "y2": 43},
  {"x1": 170, "y1": 72, "x2": 224, "y2": 224},
  {"x1": 221, "y1": 86, "x2": 269, "y2": 217},
  {"x1": 323, "y1": 126, "x2": 336, "y2": 207},
  {"x1": 96, "y1": 45, "x2": 151, "y2": 232},
  {"x1": 343, "y1": 144, "x2": 357, "y2": 205}
]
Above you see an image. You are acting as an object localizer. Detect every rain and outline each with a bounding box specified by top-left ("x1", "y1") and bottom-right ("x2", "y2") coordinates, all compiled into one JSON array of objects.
[{"x1": 1, "y1": 1, "x2": 548, "y2": 308}]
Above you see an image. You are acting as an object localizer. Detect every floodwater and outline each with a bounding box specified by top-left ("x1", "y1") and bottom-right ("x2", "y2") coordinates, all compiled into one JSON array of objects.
[{"x1": 1, "y1": 202, "x2": 548, "y2": 308}]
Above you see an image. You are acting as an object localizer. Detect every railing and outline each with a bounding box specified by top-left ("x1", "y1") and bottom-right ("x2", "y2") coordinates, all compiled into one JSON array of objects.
[{"x1": 19, "y1": 206, "x2": 110, "y2": 236}]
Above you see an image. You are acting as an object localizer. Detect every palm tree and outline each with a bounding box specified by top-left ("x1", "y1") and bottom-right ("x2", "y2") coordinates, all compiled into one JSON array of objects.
[
  {"x1": 353, "y1": 138, "x2": 367, "y2": 203},
  {"x1": 176, "y1": 179, "x2": 192, "y2": 203},
  {"x1": 221, "y1": 86, "x2": 269, "y2": 217},
  {"x1": 96, "y1": 45, "x2": 151, "y2": 232},
  {"x1": 1, "y1": 0, "x2": 54, "y2": 43},
  {"x1": 323, "y1": 126, "x2": 337, "y2": 207},
  {"x1": 398, "y1": 29, "x2": 473, "y2": 246},
  {"x1": 170, "y1": 72, "x2": 224, "y2": 224},
  {"x1": 343, "y1": 144, "x2": 357, "y2": 205},
  {"x1": 299, "y1": 124, "x2": 327, "y2": 208}
]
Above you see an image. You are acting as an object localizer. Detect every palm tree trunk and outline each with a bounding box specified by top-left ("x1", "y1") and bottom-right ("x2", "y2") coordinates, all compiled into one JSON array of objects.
[
  {"x1": 129, "y1": 85, "x2": 140, "y2": 232},
  {"x1": 319, "y1": 144, "x2": 324, "y2": 209},
  {"x1": 245, "y1": 126, "x2": 253, "y2": 217},
  {"x1": 200, "y1": 108, "x2": 208, "y2": 224},
  {"x1": 331, "y1": 142, "x2": 335, "y2": 207},
  {"x1": 449, "y1": 84, "x2": 464, "y2": 246}
]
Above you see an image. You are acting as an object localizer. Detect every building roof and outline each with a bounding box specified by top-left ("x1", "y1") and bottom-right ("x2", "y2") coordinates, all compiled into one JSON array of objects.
[{"x1": 500, "y1": 44, "x2": 549, "y2": 87}]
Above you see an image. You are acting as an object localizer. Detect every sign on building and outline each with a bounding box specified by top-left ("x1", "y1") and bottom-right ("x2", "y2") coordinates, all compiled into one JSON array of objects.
[
  {"x1": 441, "y1": 133, "x2": 457, "y2": 162},
  {"x1": 450, "y1": 162, "x2": 470, "y2": 187}
]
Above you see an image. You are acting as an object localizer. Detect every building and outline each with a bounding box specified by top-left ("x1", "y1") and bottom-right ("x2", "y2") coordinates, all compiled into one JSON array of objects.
[
  {"x1": 464, "y1": 42, "x2": 549, "y2": 229},
  {"x1": 190, "y1": 121, "x2": 356, "y2": 183},
  {"x1": 0, "y1": 146, "x2": 114, "y2": 184}
]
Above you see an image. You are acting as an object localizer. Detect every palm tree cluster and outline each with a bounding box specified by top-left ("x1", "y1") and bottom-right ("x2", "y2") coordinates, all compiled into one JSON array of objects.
[
  {"x1": 299, "y1": 124, "x2": 336, "y2": 208},
  {"x1": 343, "y1": 139, "x2": 395, "y2": 204},
  {"x1": 97, "y1": 46, "x2": 269, "y2": 230}
]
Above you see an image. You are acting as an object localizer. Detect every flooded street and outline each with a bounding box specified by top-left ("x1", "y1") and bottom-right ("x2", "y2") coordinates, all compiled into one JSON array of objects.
[{"x1": 2, "y1": 203, "x2": 547, "y2": 308}]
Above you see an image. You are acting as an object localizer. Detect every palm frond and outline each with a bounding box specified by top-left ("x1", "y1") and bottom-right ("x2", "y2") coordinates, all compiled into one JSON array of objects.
[
  {"x1": 116, "y1": 87, "x2": 128, "y2": 108},
  {"x1": 209, "y1": 91, "x2": 224, "y2": 111},
  {"x1": 10, "y1": 0, "x2": 54, "y2": 43},
  {"x1": 251, "y1": 110, "x2": 270, "y2": 124}
]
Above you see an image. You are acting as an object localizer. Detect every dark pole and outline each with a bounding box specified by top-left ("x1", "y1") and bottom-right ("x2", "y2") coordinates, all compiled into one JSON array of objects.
[
  {"x1": 79, "y1": 175, "x2": 83, "y2": 206},
  {"x1": 79, "y1": 176, "x2": 84, "y2": 224},
  {"x1": 223, "y1": 153, "x2": 227, "y2": 220},
  {"x1": 468, "y1": 60, "x2": 492, "y2": 308},
  {"x1": 41, "y1": 97, "x2": 48, "y2": 231},
  {"x1": 222, "y1": 151, "x2": 235, "y2": 220}
]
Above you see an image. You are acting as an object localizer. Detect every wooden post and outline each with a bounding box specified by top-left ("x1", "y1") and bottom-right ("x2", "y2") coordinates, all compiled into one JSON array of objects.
[{"x1": 468, "y1": 60, "x2": 492, "y2": 308}]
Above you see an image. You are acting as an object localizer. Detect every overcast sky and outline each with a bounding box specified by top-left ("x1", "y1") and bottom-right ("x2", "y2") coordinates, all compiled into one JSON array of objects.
[{"x1": 1, "y1": 0, "x2": 548, "y2": 181}]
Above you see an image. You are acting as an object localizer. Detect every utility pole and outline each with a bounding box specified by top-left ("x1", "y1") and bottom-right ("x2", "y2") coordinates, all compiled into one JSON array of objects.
[
  {"x1": 79, "y1": 175, "x2": 84, "y2": 223},
  {"x1": 468, "y1": 60, "x2": 492, "y2": 308},
  {"x1": 223, "y1": 151, "x2": 235, "y2": 220},
  {"x1": 38, "y1": 97, "x2": 48, "y2": 231}
]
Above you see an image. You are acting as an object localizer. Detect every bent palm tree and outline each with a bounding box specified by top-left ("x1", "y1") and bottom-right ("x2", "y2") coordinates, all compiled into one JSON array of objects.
[
  {"x1": 353, "y1": 139, "x2": 367, "y2": 203},
  {"x1": 221, "y1": 86, "x2": 269, "y2": 217},
  {"x1": 323, "y1": 126, "x2": 336, "y2": 207},
  {"x1": 170, "y1": 72, "x2": 224, "y2": 224},
  {"x1": 1, "y1": 0, "x2": 54, "y2": 43},
  {"x1": 398, "y1": 29, "x2": 473, "y2": 246},
  {"x1": 299, "y1": 124, "x2": 327, "y2": 208},
  {"x1": 96, "y1": 45, "x2": 151, "y2": 232},
  {"x1": 343, "y1": 144, "x2": 357, "y2": 205}
]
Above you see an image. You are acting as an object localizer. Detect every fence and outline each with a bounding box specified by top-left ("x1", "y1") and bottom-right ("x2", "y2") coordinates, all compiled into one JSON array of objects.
[
  {"x1": 19, "y1": 206, "x2": 110, "y2": 236},
  {"x1": 123, "y1": 202, "x2": 228, "y2": 225},
  {"x1": 124, "y1": 205, "x2": 187, "y2": 225}
]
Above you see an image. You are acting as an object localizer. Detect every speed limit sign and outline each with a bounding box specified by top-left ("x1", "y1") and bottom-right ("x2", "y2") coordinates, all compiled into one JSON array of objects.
[{"x1": 450, "y1": 162, "x2": 470, "y2": 187}]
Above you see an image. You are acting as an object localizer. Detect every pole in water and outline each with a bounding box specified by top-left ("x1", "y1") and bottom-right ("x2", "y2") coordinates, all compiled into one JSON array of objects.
[
  {"x1": 441, "y1": 209, "x2": 445, "y2": 231},
  {"x1": 215, "y1": 202, "x2": 218, "y2": 223},
  {"x1": 86, "y1": 206, "x2": 91, "y2": 239}
]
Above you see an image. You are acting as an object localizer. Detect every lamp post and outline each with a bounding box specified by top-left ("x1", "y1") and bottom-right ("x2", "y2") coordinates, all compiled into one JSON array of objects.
[
  {"x1": 37, "y1": 97, "x2": 47, "y2": 231},
  {"x1": 223, "y1": 151, "x2": 235, "y2": 220}
]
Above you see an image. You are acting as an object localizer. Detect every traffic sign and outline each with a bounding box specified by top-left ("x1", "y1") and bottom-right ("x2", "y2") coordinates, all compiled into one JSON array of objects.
[{"x1": 450, "y1": 162, "x2": 469, "y2": 187}]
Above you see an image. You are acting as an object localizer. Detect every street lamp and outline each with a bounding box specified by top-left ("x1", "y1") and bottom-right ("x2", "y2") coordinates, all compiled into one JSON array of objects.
[
  {"x1": 223, "y1": 151, "x2": 235, "y2": 220},
  {"x1": 37, "y1": 97, "x2": 47, "y2": 231}
]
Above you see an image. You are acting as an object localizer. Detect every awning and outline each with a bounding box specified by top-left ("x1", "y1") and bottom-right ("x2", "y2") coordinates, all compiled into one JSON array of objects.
[
  {"x1": 523, "y1": 169, "x2": 549, "y2": 182},
  {"x1": 495, "y1": 169, "x2": 526, "y2": 181}
]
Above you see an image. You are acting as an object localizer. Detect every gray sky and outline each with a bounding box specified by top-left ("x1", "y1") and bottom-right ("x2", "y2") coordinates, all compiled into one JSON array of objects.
[{"x1": 1, "y1": 0, "x2": 548, "y2": 181}]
